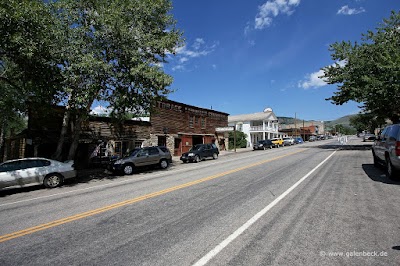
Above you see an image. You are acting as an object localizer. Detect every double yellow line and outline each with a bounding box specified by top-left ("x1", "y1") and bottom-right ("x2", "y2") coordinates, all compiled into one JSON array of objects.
[{"x1": 0, "y1": 149, "x2": 306, "y2": 243}]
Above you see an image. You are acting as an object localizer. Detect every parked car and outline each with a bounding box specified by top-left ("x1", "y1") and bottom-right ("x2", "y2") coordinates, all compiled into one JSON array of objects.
[
  {"x1": 253, "y1": 140, "x2": 273, "y2": 150},
  {"x1": 180, "y1": 143, "x2": 219, "y2": 163},
  {"x1": 363, "y1": 133, "x2": 376, "y2": 142},
  {"x1": 270, "y1": 138, "x2": 284, "y2": 148},
  {"x1": 0, "y1": 158, "x2": 76, "y2": 189},
  {"x1": 309, "y1": 136, "x2": 317, "y2": 142},
  {"x1": 283, "y1": 137, "x2": 295, "y2": 146},
  {"x1": 372, "y1": 124, "x2": 400, "y2": 180},
  {"x1": 294, "y1": 137, "x2": 304, "y2": 144},
  {"x1": 110, "y1": 146, "x2": 172, "y2": 175}
]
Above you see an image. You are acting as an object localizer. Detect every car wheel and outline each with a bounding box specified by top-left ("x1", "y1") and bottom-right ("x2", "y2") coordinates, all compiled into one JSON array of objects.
[
  {"x1": 194, "y1": 155, "x2": 200, "y2": 163},
  {"x1": 44, "y1": 174, "x2": 63, "y2": 188},
  {"x1": 212, "y1": 153, "x2": 218, "y2": 159},
  {"x1": 182, "y1": 160, "x2": 188, "y2": 163},
  {"x1": 160, "y1": 159, "x2": 169, "y2": 169},
  {"x1": 386, "y1": 156, "x2": 399, "y2": 180},
  {"x1": 123, "y1": 164, "x2": 134, "y2": 175}
]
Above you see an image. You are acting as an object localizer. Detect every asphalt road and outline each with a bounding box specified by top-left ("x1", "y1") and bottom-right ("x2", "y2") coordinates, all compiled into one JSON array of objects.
[{"x1": 0, "y1": 137, "x2": 399, "y2": 265}]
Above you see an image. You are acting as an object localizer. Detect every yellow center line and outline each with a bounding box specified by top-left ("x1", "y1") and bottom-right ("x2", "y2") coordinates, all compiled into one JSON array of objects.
[{"x1": 0, "y1": 148, "x2": 307, "y2": 243}]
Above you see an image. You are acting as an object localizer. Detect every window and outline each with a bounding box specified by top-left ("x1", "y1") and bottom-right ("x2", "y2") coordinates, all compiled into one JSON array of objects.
[
  {"x1": 0, "y1": 162, "x2": 19, "y2": 172},
  {"x1": 148, "y1": 147, "x2": 159, "y2": 155},
  {"x1": 189, "y1": 116, "x2": 194, "y2": 128},
  {"x1": 30, "y1": 159, "x2": 51, "y2": 168},
  {"x1": 159, "y1": 147, "x2": 170, "y2": 153},
  {"x1": 389, "y1": 126, "x2": 400, "y2": 141},
  {"x1": 201, "y1": 117, "x2": 206, "y2": 128},
  {"x1": 134, "y1": 141, "x2": 143, "y2": 148},
  {"x1": 138, "y1": 149, "x2": 149, "y2": 157},
  {"x1": 380, "y1": 128, "x2": 388, "y2": 141}
]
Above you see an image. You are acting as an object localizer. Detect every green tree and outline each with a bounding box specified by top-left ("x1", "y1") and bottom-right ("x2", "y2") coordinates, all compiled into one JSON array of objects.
[
  {"x1": 1, "y1": 0, "x2": 184, "y2": 161},
  {"x1": 228, "y1": 131, "x2": 248, "y2": 149},
  {"x1": 51, "y1": 0, "x2": 184, "y2": 160},
  {"x1": 0, "y1": 1, "x2": 62, "y2": 146},
  {"x1": 349, "y1": 113, "x2": 385, "y2": 133},
  {"x1": 334, "y1": 124, "x2": 356, "y2": 135},
  {"x1": 322, "y1": 11, "x2": 400, "y2": 123}
]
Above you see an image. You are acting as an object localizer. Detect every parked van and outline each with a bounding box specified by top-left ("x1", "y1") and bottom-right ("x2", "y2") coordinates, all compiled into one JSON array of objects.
[{"x1": 372, "y1": 124, "x2": 400, "y2": 180}]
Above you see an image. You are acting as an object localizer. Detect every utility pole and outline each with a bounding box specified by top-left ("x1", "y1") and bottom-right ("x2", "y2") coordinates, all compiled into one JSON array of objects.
[
  {"x1": 294, "y1": 112, "x2": 297, "y2": 137},
  {"x1": 234, "y1": 124, "x2": 237, "y2": 152}
]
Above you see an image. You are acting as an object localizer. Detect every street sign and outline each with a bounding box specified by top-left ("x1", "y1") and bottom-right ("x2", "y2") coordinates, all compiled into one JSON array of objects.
[{"x1": 215, "y1": 127, "x2": 234, "y2": 132}]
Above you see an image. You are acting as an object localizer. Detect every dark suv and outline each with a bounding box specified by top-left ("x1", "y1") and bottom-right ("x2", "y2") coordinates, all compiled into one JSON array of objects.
[
  {"x1": 253, "y1": 140, "x2": 273, "y2": 150},
  {"x1": 372, "y1": 124, "x2": 400, "y2": 180},
  {"x1": 110, "y1": 146, "x2": 172, "y2": 175},
  {"x1": 180, "y1": 143, "x2": 219, "y2": 163}
]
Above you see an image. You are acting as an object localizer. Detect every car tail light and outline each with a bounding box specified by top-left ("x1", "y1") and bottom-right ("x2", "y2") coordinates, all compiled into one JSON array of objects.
[{"x1": 396, "y1": 141, "x2": 400, "y2": 156}]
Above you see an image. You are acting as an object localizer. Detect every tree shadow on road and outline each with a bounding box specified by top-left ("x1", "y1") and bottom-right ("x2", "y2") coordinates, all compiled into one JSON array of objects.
[
  {"x1": 315, "y1": 144, "x2": 373, "y2": 150},
  {"x1": 362, "y1": 164, "x2": 400, "y2": 185}
]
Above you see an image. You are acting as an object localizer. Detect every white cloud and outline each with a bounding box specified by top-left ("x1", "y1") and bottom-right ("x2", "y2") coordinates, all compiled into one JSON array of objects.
[
  {"x1": 254, "y1": 0, "x2": 301, "y2": 30},
  {"x1": 171, "y1": 39, "x2": 218, "y2": 71},
  {"x1": 172, "y1": 65, "x2": 185, "y2": 71},
  {"x1": 179, "y1": 57, "x2": 189, "y2": 63},
  {"x1": 91, "y1": 105, "x2": 110, "y2": 115},
  {"x1": 337, "y1": 5, "x2": 365, "y2": 15},
  {"x1": 299, "y1": 69, "x2": 327, "y2": 89},
  {"x1": 192, "y1": 38, "x2": 205, "y2": 50},
  {"x1": 299, "y1": 60, "x2": 346, "y2": 89}
]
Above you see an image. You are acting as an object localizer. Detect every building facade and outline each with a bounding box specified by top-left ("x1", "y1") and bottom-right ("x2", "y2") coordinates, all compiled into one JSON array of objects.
[
  {"x1": 279, "y1": 121, "x2": 325, "y2": 141},
  {"x1": 3, "y1": 100, "x2": 229, "y2": 164},
  {"x1": 147, "y1": 100, "x2": 229, "y2": 156},
  {"x1": 228, "y1": 108, "x2": 282, "y2": 147}
]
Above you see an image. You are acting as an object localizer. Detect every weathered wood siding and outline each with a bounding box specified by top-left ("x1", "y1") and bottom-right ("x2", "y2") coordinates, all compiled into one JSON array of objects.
[{"x1": 151, "y1": 100, "x2": 229, "y2": 135}]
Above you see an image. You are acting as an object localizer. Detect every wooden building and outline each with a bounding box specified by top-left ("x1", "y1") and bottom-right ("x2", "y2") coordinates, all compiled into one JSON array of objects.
[
  {"x1": 148, "y1": 100, "x2": 229, "y2": 156},
  {"x1": 3, "y1": 106, "x2": 151, "y2": 168},
  {"x1": 3, "y1": 100, "x2": 229, "y2": 164}
]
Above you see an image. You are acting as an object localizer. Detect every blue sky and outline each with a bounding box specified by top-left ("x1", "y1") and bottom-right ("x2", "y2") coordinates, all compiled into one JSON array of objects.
[{"x1": 161, "y1": 0, "x2": 399, "y2": 121}]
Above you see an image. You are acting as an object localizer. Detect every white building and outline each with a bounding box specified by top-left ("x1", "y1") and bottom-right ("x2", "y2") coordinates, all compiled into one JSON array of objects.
[{"x1": 228, "y1": 108, "x2": 282, "y2": 147}]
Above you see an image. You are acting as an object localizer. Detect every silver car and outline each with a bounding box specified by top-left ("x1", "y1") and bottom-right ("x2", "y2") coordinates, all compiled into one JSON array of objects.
[
  {"x1": 283, "y1": 137, "x2": 294, "y2": 146},
  {"x1": 372, "y1": 124, "x2": 400, "y2": 180},
  {"x1": 0, "y1": 158, "x2": 76, "y2": 189}
]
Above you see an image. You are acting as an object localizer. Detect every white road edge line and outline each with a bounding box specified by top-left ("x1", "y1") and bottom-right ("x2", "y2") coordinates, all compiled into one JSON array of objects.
[{"x1": 192, "y1": 150, "x2": 337, "y2": 266}]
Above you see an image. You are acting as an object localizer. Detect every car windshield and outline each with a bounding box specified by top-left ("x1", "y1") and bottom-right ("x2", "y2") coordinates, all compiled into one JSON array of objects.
[
  {"x1": 190, "y1": 145, "x2": 203, "y2": 151},
  {"x1": 124, "y1": 148, "x2": 140, "y2": 157}
]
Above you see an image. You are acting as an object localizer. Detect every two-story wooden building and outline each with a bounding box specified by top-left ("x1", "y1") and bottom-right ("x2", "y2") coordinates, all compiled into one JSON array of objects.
[{"x1": 146, "y1": 100, "x2": 229, "y2": 156}]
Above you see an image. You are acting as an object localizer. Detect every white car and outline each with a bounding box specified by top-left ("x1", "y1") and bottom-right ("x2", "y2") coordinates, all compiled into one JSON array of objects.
[
  {"x1": 0, "y1": 158, "x2": 76, "y2": 189},
  {"x1": 283, "y1": 137, "x2": 295, "y2": 146}
]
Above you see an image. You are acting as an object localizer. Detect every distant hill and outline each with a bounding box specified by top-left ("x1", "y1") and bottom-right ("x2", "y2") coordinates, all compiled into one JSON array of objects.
[
  {"x1": 325, "y1": 114, "x2": 357, "y2": 128},
  {"x1": 277, "y1": 116, "x2": 303, "y2": 125},
  {"x1": 278, "y1": 114, "x2": 357, "y2": 129}
]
